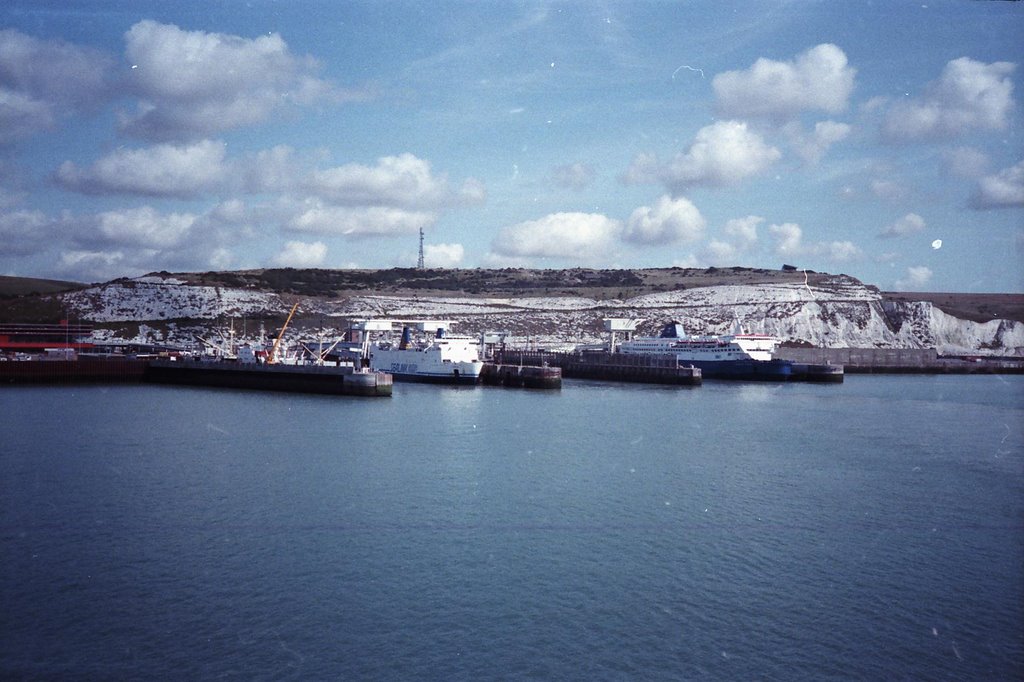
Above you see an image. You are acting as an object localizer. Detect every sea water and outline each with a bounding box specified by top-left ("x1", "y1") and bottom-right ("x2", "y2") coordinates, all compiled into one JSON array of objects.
[{"x1": 1, "y1": 376, "x2": 1022, "y2": 680}]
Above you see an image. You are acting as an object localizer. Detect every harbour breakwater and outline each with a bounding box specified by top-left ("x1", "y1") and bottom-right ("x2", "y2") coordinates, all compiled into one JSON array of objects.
[
  {"x1": 497, "y1": 350, "x2": 842, "y2": 383},
  {"x1": 0, "y1": 358, "x2": 148, "y2": 384},
  {"x1": 497, "y1": 350, "x2": 702, "y2": 385},
  {"x1": 3, "y1": 348, "x2": 1020, "y2": 390},
  {"x1": 775, "y1": 347, "x2": 1024, "y2": 374}
]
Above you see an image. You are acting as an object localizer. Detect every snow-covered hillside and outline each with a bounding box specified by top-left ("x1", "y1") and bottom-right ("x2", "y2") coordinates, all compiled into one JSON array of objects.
[
  {"x1": 64, "y1": 277, "x2": 284, "y2": 321},
  {"x1": 62, "y1": 274, "x2": 1024, "y2": 355}
]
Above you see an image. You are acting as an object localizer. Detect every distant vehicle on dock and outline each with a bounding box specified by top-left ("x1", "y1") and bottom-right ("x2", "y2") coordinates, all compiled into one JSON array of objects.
[{"x1": 617, "y1": 320, "x2": 795, "y2": 380}]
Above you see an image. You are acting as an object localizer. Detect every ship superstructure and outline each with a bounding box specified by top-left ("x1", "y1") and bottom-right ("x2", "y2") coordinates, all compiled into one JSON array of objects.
[
  {"x1": 617, "y1": 320, "x2": 792, "y2": 379},
  {"x1": 353, "y1": 320, "x2": 484, "y2": 384}
]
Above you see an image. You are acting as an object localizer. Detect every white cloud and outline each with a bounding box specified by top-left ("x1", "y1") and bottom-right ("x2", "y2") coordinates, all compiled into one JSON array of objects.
[
  {"x1": 120, "y1": 20, "x2": 346, "y2": 140},
  {"x1": 207, "y1": 248, "x2": 234, "y2": 270},
  {"x1": 458, "y1": 177, "x2": 487, "y2": 205},
  {"x1": 308, "y1": 153, "x2": 473, "y2": 209},
  {"x1": 286, "y1": 199, "x2": 436, "y2": 237},
  {"x1": 0, "y1": 209, "x2": 51, "y2": 255},
  {"x1": 0, "y1": 89, "x2": 54, "y2": 144},
  {"x1": 786, "y1": 120, "x2": 852, "y2": 164},
  {"x1": 620, "y1": 152, "x2": 661, "y2": 186},
  {"x1": 94, "y1": 207, "x2": 196, "y2": 249},
  {"x1": 481, "y1": 252, "x2": 530, "y2": 269},
  {"x1": 57, "y1": 250, "x2": 129, "y2": 282},
  {"x1": 210, "y1": 199, "x2": 248, "y2": 224},
  {"x1": 623, "y1": 195, "x2": 705, "y2": 245},
  {"x1": 703, "y1": 215, "x2": 763, "y2": 265},
  {"x1": 769, "y1": 222, "x2": 861, "y2": 263},
  {"x1": 242, "y1": 145, "x2": 303, "y2": 194},
  {"x1": 971, "y1": 160, "x2": 1024, "y2": 209},
  {"x1": 704, "y1": 239, "x2": 738, "y2": 265},
  {"x1": 769, "y1": 222, "x2": 804, "y2": 256},
  {"x1": 671, "y1": 253, "x2": 701, "y2": 269},
  {"x1": 882, "y1": 58, "x2": 1016, "y2": 141},
  {"x1": 880, "y1": 213, "x2": 926, "y2": 238},
  {"x1": 56, "y1": 140, "x2": 229, "y2": 198},
  {"x1": 895, "y1": 265, "x2": 933, "y2": 290},
  {"x1": 492, "y1": 212, "x2": 620, "y2": 260},
  {"x1": 942, "y1": 147, "x2": 989, "y2": 178},
  {"x1": 0, "y1": 197, "x2": 254, "y2": 282},
  {"x1": 423, "y1": 243, "x2": 465, "y2": 268},
  {"x1": 713, "y1": 43, "x2": 856, "y2": 120},
  {"x1": 723, "y1": 215, "x2": 763, "y2": 248},
  {"x1": 826, "y1": 240, "x2": 861, "y2": 262},
  {"x1": 870, "y1": 178, "x2": 908, "y2": 202},
  {"x1": 552, "y1": 162, "x2": 596, "y2": 190},
  {"x1": 272, "y1": 240, "x2": 327, "y2": 267},
  {"x1": 0, "y1": 29, "x2": 114, "y2": 142},
  {"x1": 662, "y1": 121, "x2": 781, "y2": 191}
]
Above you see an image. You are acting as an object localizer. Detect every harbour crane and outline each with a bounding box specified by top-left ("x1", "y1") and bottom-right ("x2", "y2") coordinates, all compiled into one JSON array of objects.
[{"x1": 267, "y1": 302, "x2": 299, "y2": 364}]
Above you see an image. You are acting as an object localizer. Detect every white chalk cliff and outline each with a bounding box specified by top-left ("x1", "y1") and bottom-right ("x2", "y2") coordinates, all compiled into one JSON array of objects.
[{"x1": 62, "y1": 273, "x2": 1023, "y2": 355}]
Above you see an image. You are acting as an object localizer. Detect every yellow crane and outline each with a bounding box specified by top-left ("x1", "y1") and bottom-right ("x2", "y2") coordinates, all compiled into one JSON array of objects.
[{"x1": 267, "y1": 302, "x2": 299, "y2": 364}]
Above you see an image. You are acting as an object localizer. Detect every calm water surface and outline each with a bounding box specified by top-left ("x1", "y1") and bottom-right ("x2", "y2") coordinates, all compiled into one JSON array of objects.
[{"x1": 2, "y1": 376, "x2": 1022, "y2": 679}]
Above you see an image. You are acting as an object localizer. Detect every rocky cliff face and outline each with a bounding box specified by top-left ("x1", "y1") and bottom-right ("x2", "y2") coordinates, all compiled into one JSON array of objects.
[{"x1": 62, "y1": 273, "x2": 1024, "y2": 355}]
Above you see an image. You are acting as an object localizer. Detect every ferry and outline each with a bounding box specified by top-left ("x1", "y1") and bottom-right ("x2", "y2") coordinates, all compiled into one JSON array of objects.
[
  {"x1": 617, "y1": 320, "x2": 794, "y2": 380},
  {"x1": 367, "y1": 324, "x2": 484, "y2": 385}
]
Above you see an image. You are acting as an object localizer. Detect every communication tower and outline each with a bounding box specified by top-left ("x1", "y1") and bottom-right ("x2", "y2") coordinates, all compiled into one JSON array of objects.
[{"x1": 417, "y1": 227, "x2": 425, "y2": 270}]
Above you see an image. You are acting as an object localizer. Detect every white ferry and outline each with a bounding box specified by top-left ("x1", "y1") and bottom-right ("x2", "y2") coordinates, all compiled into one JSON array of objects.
[
  {"x1": 365, "y1": 323, "x2": 484, "y2": 384},
  {"x1": 617, "y1": 320, "x2": 792, "y2": 379}
]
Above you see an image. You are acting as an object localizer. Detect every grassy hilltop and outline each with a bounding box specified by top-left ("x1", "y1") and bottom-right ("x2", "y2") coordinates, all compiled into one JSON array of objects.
[{"x1": 1, "y1": 267, "x2": 1022, "y2": 324}]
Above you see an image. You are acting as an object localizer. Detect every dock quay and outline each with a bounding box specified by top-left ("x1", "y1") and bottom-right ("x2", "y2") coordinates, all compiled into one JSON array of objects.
[
  {"x1": 497, "y1": 350, "x2": 702, "y2": 386},
  {"x1": 145, "y1": 359, "x2": 393, "y2": 396},
  {"x1": 481, "y1": 362, "x2": 562, "y2": 389},
  {"x1": 776, "y1": 348, "x2": 1024, "y2": 374},
  {"x1": 0, "y1": 358, "x2": 149, "y2": 384}
]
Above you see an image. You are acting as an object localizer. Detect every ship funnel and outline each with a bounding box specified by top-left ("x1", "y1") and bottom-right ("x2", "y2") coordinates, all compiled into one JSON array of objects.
[
  {"x1": 399, "y1": 326, "x2": 411, "y2": 350},
  {"x1": 659, "y1": 321, "x2": 685, "y2": 338}
]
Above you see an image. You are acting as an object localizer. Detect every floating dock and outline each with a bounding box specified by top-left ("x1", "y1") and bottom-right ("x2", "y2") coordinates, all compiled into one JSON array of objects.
[
  {"x1": 481, "y1": 362, "x2": 562, "y2": 389},
  {"x1": 498, "y1": 350, "x2": 702, "y2": 386},
  {"x1": 145, "y1": 359, "x2": 392, "y2": 396}
]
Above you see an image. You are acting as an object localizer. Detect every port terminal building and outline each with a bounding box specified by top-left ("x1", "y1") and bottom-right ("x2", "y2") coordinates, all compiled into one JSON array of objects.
[{"x1": 0, "y1": 323, "x2": 95, "y2": 355}]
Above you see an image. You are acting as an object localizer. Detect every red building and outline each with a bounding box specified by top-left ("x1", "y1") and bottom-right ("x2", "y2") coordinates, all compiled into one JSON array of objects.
[{"x1": 0, "y1": 323, "x2": 95, "y2": 354}]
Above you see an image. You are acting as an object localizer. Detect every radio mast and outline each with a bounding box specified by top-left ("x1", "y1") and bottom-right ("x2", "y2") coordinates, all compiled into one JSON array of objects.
[{"x1": 417, "y1": 227, "x2": 425, "y2": 270}]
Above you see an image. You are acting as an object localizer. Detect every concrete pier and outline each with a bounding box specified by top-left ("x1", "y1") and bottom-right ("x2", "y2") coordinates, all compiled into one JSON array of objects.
[
  {"x1": 498, "y1": 350, "x2": 702, "y2": 386},
  {"x1": 776, "y1": 347, "x2": 1023, "y2": 374},
  {"x1": 0, "y1": 358, "x2": 149, "y2": 384},
  {"x1": 481, "y1": 362, "x2": 562, "y2": 389}
]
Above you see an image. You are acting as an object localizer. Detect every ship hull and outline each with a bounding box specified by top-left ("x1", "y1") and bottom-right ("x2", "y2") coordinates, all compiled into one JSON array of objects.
[
  {"x1": 369, "y1": 349, "x2": 483, "y2": 385},
  {"x1": 145, "y1": 360, "x2": 392, "y2": 396},
  {"x1": 385, "y1": 370, "x2": 480, "y2": 385},
  {"x1": 685, "y1": 358, "x2": 793, "y2": 380}
]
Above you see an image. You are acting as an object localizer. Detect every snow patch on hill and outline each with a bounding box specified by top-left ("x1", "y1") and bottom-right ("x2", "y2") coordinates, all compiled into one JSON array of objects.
[{"x1": 64, "y1": 280, "x2": 282, "y2": 321}]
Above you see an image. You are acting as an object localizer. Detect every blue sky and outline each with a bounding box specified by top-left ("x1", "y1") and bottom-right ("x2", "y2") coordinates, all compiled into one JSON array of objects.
[{"x1": 1, "y1": 1, "x2": 1022, "y2": 292}]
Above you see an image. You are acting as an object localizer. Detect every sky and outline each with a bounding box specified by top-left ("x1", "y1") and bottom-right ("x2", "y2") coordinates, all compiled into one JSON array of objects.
[{"x1": 0, "y1": 1, "x2": 1022, "y2": 292}]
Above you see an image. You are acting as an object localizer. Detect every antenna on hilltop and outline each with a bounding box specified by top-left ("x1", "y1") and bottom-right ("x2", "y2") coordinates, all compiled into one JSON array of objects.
[{"x1": 417, "y1": 227, "x2": 425, "y2": 270}]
